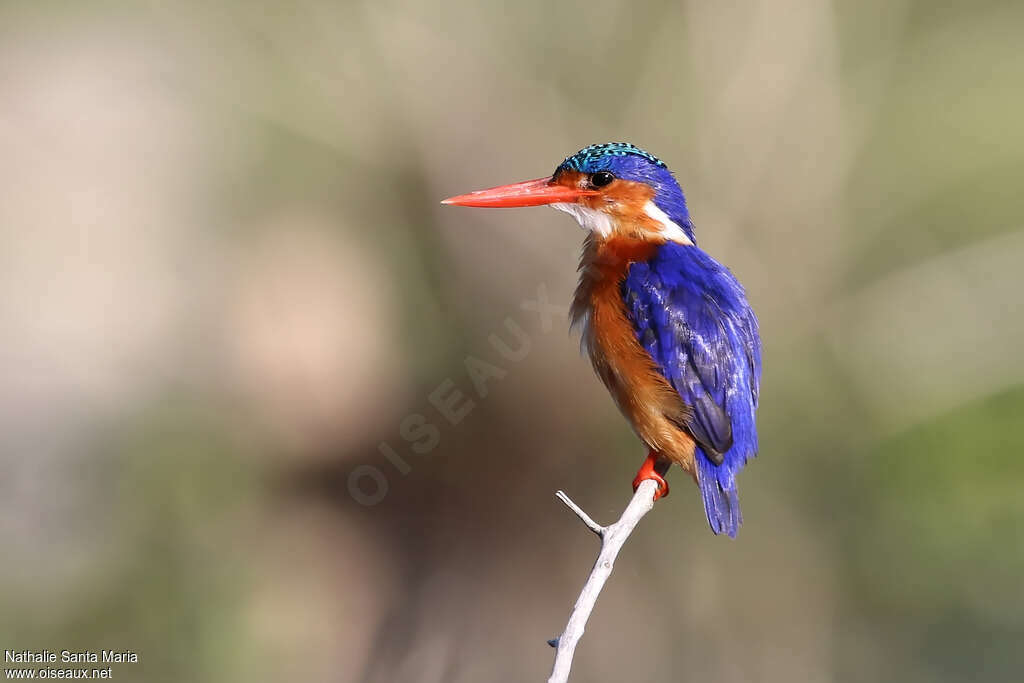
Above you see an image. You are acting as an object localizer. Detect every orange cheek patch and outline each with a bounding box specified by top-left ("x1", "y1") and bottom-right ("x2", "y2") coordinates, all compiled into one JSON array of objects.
[
  {"x1": 576, "y1": 179, "x2": 654, "y2": 213},
  {"x1": 602, "y1": 179, "x2": 656, "y2": 206},
  {"x1": 581, "y1": 180, "x2": 663, "y2": 236},
  {"x1": 554, "y1": 173, "x2": 667, "y2": 239}
]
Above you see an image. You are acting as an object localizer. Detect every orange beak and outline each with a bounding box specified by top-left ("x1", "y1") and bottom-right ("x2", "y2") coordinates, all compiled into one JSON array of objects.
[{"x1": 441, "y1": 177, "x2": 598, "y2": 208}]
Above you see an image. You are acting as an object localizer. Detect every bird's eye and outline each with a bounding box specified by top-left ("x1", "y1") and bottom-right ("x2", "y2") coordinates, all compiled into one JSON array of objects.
[{"x1": 590, "y1": 171, "x2": 615, "y2": 188}]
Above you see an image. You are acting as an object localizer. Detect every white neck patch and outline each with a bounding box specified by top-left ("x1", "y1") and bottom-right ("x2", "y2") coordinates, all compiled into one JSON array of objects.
[
  {"x1": 552, "y1": 200, "x2": 693, "y2": 245},
  {"x1": 643, "y1": 201, "x2": 693, "y2": 245}
]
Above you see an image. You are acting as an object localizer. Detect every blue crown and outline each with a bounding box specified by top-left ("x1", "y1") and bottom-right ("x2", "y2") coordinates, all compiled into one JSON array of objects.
[{"x1": 557, "y1": 142, "x2": 667, "y2": 173}]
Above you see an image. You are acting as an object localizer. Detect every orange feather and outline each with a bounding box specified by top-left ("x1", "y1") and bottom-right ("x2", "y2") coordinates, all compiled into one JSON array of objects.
[{"x1": 571, "y1": 232, "x2": 699, "y2": 477}]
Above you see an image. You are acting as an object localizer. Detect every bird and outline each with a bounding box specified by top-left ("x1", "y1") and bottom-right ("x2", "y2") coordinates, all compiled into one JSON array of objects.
[{"x1": 441, "y1": 143, "x2": 761, "y2": 537}]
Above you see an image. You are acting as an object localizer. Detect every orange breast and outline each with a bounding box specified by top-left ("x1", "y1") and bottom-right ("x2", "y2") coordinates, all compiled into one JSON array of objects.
[{"x1": 571, "y1": 236, "x2": 698, "y2": 475}]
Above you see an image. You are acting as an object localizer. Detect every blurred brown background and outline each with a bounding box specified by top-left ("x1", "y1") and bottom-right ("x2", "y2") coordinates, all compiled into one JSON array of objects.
[{"x1": 2, "y1": 0, "x2": 1023, "y2": 681}]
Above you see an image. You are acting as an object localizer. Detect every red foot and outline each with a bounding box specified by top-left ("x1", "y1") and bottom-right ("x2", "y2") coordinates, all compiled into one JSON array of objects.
[{"x1": 632, "y1": 451, "x2": 670, "y2": 500}]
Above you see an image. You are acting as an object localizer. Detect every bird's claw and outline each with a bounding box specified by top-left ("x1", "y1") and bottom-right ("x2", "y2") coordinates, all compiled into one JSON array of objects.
[{"x1": 632, "y1": 452, "x2": 669, "y2": 500}]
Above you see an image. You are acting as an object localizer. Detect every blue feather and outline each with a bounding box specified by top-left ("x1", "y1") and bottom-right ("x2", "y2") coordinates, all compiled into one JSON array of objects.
[{"x1": 622, "y1": 242, "x2": 761, "y2": 537}]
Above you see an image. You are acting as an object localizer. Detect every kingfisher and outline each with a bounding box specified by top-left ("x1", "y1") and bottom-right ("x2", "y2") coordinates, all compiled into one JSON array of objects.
[{"x1": 442, "y1": 143, "x2": 761, "y2": 537}]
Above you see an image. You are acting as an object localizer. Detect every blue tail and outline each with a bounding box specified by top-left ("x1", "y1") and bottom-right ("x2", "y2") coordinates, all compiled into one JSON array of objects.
[{"x1": 696, "y1": 448, "x2": 742, "y2": 537}]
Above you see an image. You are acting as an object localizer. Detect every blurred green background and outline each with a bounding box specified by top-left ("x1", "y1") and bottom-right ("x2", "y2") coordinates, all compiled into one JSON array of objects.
[{"x1": 2, "y1": 0, "x2": 1023, "y2": 681}]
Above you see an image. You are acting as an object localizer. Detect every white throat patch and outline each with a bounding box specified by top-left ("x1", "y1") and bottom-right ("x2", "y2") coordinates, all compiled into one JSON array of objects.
[{"x1": 551, "y1": 202, "x2": 615, "y2": 238}]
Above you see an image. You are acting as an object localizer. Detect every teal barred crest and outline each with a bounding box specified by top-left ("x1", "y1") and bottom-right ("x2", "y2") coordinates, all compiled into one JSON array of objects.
[{"x1": 558, "y1": 142, "x2": 667, "y2": 172}]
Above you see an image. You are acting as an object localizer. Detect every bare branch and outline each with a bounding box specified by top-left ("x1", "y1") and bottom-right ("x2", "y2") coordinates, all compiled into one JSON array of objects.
[
  {"x1": 554, "y1": 490, "x2": 605, "y2": 537},
  {"x1": 547, "y1": 479, "x2": 660, "y2": 683}
]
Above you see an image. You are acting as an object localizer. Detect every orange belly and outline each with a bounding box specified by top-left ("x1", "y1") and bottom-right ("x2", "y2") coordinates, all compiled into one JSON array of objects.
[{"x1": 571, "y1": 236, "x2": 698, "y2": 476}]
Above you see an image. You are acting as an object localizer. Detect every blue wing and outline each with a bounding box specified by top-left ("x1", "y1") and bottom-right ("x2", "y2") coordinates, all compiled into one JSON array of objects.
[{"x1": 623, "y1": 242, "x2": 761, "y2": 537}]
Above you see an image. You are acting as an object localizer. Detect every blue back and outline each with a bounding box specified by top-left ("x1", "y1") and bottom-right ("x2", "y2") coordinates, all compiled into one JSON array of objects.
[
  {"x1": 557, "y1": 143, "x2": 696, "y2": 243},
  {"x1": 623, "y1": 242, "x2": 762, "y2": 537}
]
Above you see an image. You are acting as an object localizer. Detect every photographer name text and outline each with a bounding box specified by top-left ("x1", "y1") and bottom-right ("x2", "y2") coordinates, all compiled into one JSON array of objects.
[{"x1": 5, "y1": 651, "x2": 137, "y2": 665}]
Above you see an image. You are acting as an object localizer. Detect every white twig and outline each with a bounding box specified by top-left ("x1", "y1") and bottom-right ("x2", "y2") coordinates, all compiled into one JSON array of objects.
[
  {"x1": 547, "y1": 479, "x2": 660, "y2": 683},
  {"x1": 554, "y1": 490, "x2": 604, "y2": 537}
]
